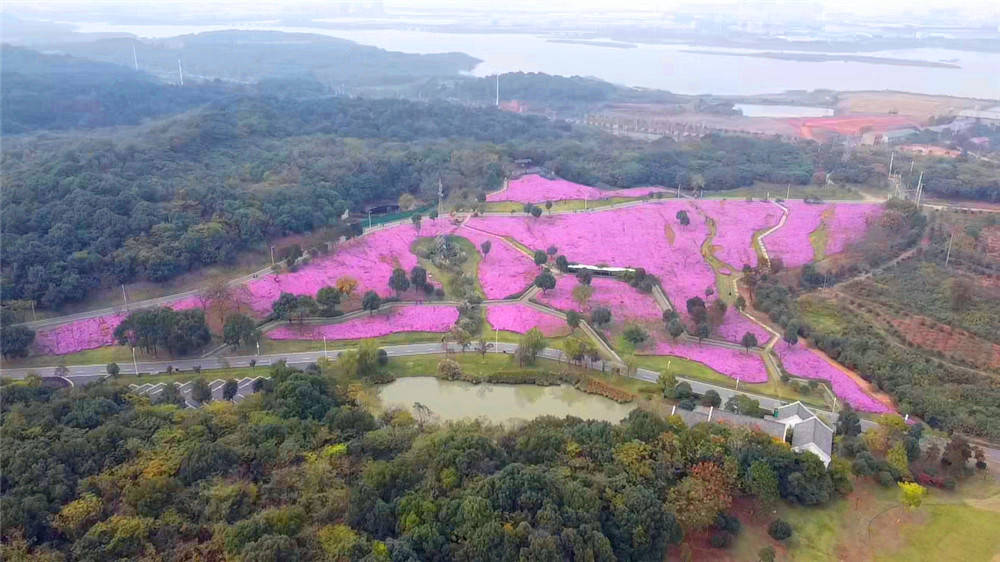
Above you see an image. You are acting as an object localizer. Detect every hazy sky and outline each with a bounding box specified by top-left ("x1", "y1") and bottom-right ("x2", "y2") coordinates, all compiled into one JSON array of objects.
[{"x1": 4, "y1": 0, "x2": 998, "y2": 22}]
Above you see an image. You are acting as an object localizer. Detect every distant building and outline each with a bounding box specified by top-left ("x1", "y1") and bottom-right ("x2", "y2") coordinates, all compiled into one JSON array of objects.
[
  {"x1": 861, "y1": 128, "x2": 919, "y2": 146},
  {"x1": 957, "y1": 109, "x2": 1000, "y2": 124},
  {"x1": 897, "y1": 144, "x2": 960, "y2": 158},
  {"x1": 499, "y1": 100, "x2": 526, "y2": 113}
]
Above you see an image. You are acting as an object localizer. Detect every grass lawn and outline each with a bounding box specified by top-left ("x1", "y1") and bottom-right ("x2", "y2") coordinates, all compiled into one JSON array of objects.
[
  {"x1": 705, "y1": 182, "x2": 864, "y2": 202},
  {"x1": 1, "y1": 344, "x2": 211, "y2": 370},
  {"x1": 721, "y1": 477, "x2": 1000, "y2": 562},
  {"x1": 810, "y1": 209, "x2": 832, "y2": 261},
  {"x1": 632, "y1": 353, "x2": 829, "y2": 409},
  {"x1": 112, "y1": 367, "x2": 262, "y2": 386},
  {"x1": 797, "y1": 295, "x2": 849, "y2": 335},
  {"x1": 259, "y1": 331, "x2": 449, "y2": 354},
  {"x1": 483, "y1": 197, "x2": 637, "y2": 214}
]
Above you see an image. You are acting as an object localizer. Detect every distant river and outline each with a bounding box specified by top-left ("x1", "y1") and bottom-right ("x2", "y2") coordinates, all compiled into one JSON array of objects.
[
  {"x1": 66, "y1": 22, "x2": 1000, "y2": 97},
  {"x1": 377, "y1": 377, "x2": 635, "y2": 424}
]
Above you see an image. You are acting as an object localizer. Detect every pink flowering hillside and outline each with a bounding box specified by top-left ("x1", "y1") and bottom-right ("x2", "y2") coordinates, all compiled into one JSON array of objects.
[
  {"x1": 486, "y1": 304, "x2": 569, "y2": 337},
  {"x1": 467, "y1": 202, "x2": 714, "y2": 319},
  {"x1": 774, "y1": 342, "x2": 892, "y2": 413},
  {"x1": 268, "y1": 305, "x2": 459, "y2": 341},
  {"x1": 34, "y1": 313, "x2": 127, "y2": 355},
  {"x1": 643, "y1": 339, "x2": 769, "y2": 383},
  {"x1": 488, "y1": 174, "x2": 667, "y2": 203},
  {"x1": 762, "y1": 201, "x2": 826, "y2": 267},
  {"x1": 535, "y1": 276, "x2": 661, "y2": 322},
  {"x1": 245, "y1": 221, "x2": 456, "y2": 314},
  {"x1": 32, "y1": 295, "x2": 219, "y2": 355},
  {"x1": 455, "y1": 226, "x2": 538, "y2": 299},
  {"x1": 826, "y1": 203, "x2": 883, "y2": 255},
  {"x1": 694, "y1": 200, "x2": 781, "y2": 269},
  {"x1": 715, "y1": 307, "x2": 772, "y2": 345}
]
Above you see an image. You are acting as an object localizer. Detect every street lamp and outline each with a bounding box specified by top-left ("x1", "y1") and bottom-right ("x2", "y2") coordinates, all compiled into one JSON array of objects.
[{"x1": 131, "y1": 347, "x2": 139, "y2": 376}]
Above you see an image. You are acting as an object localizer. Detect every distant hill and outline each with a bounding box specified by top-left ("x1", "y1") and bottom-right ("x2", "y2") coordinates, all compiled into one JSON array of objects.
[
  {"x1": 39, "y1": 30, "x2": 480, "y2": 87},
  {"x1": 1, "y1": 46, "x2": 234, "y2": 134}
]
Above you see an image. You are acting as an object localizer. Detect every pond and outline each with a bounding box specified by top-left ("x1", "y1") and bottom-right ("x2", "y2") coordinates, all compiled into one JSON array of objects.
[
  {"x1": 733, "y1": 103, "x2": 835, "y2": 118},
  {"x1": 377, "y1": 377, "x2": 635, "y2": 424}
]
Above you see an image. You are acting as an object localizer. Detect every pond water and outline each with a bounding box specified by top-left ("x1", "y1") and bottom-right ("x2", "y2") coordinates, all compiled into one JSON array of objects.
[
  {"x1": 377, "y1": 377, "x2": 635, "y2": 424},
  {"x1": 733, "y1": 103, "x2": 835, "y2": 118}
]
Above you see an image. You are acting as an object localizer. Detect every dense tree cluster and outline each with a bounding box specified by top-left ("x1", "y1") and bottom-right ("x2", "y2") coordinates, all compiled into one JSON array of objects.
[
  {"x1": 112, "y1": 307, "x2": 212, "y2": 355},
  {"x1": 754, "y1": 276, "x2": 1000, "y2": 440},
  {"x1": 1, "y1": 46, "x2": 233, "y2": 134},
  {"x1": 1, "y1": 361, "x2": 843, "y2": 561}
]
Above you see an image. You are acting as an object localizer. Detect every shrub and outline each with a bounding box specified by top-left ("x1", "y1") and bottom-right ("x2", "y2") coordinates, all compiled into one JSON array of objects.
[
  {"x1": 876, "y1": 470, "x2": 895, "y2": 487},
  {"x1": 768, "y1": 519, "x2": 792, "y2": 540},
  {"x1": 678, "y1": 398, "x2": 696, "y2": 411},
  {"x1": 710, "y1": 531, "x2": 733, "y2": 548},
  {"x1": 376, "y1": 349, "x2": 389, "y2": 367}
]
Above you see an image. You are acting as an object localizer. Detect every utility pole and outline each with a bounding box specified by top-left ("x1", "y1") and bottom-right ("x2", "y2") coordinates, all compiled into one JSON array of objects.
[
  {"x1": 122, "y1": 284, "x2": 129, "y2": 311},
  {"x1": 131, "y1": 347, "x2": 139, "y2": 376},
  {"x1": 132, "y1": 44, "x2": 138, "y2": 70},
  {"x1": 177, "y1": 58, "x2": 184, "y2": 86},
  {"x1": 888, "y1": 151, "x2": 894, "y2": 176},
  {"x1": 323, "y1": 336, "x2": 328, "y2": 359},
  {"x1": 786, "y1": 183, "x2": 790, "y2": 200},
  {"x1": 495, "y1": 74, "x2": 500, "y2": 107},
  {"x1": 30, "y1": 300, "x2": 36, "y2": 321},
  {"x1": 916, "y1": 171, "x2": 924, "y2": 206},
  {"x1": 270, "y1": 246, "x2": 275, "y2": 266},
  {"x1": 368, "y1": 210, "x2": 372, "y2": 229},
  {"x1": 945, "y1": 232, "x2": 954, "y2": 267}
]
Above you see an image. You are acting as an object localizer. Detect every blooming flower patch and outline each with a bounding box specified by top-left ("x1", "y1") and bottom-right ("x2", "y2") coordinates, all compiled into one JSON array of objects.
[
  {"x1": 643, "y1": 339, "x2": 769, "y2": 383},
  {"x1": 467, "y1": 202, "x2": 715, "y2": 319},
  {"x1": 715, "y1": 307, "x2": 772, "y2": 345},
  {"x1": 694, "y1": 200, "x2": 781, "y2": 269},
  {"x1": 32, "y1": 295, "x2": 219, "y2": 355},
  {"x1": 268, "y1": 305, "x2": 459, "y2": 340},
  {"x1": 774, "y1": 342, "x2": 892, "y2": 413},
  {"x1": 488, "y1": 174, "x2": 667, "y2": 203},
  {"x1": 33, "y1": 313, "x2": 128, "y2": 355},
  {"x1": 826, "y1": 203, "x2": 883, "y2": 255},
  {"x1": 535, "y1": 276, "x2": 662, "y2": 322},
  {"x1": 454, "y1": 226, "x2": 538, "y2": 299},
  {"x1": 486, "y1": 304, "x2": 569, "y2": 337},
  {"x1": 763, "y1": 201, "x2": 827, "y2": 267},
  {"x1": 245, "y1": 221, "x2": 458, "y2": 313}
]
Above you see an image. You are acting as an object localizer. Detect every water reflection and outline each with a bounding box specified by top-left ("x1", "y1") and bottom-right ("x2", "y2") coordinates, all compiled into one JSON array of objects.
[{"x1": 377, "y1": 377, "x2": 635, "y2": 424}]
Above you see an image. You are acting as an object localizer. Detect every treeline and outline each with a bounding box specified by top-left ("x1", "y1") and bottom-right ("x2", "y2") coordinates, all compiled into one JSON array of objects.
[
  {"x1": 0, "y1": 96, "x2": 568, "y2": 309},
  {"x1": 0, "y1": 46, "x2": 235, "y2": 134},
  {"x1": 539, "y1": 134, "x2": 816, "y2": 189},
  {"x1": 1, "y1": 360, "x2": 844, "y2": 560}
]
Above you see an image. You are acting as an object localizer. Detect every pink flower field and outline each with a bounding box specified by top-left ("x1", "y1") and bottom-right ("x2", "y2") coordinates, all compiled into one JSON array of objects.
[
  {"x1": 694, "y1": 200, "x2": 781, "y2": 269},
  {"x1": 763, "y1": 201, "x2": 883, "y2": 267},
  {"x1": 454, "y1": 226, "x2": 538, "y2": 299},
  {"x1": 715, "y1": 307, "x2": 772, "y2": 345},
  {"x1": 488, "y1": 174, "x2": 667, "y2": 203},
  {"x1": 774, "y1": 342, "x2": 892, "y2": 413},
  {"x1": 245, "y1": 221, "x2": 461, "y2": 313},
  {"x1": 34, "y1": 313, "x2": 127, "y2": 355},
  {"x1": 535, "y1": 276, "x2": 661, "y2": 322},
  {"x1": 467, "y1": 202, "x2": 715, "y2": 319},
  {"x1": 643, "y1": 339, "x2": 769, "y2": 383},
  {"x1": 826, "y1": 203, "x2": 883, "y2": 255},
  {"x1": 268, "y1": 305, "x2": 459, "y2": 341},
  {"x1": 486, "y1": 304, "x2": 569, "y2": 336},
  {"x1": 32, "y1": 295, "x2": 220, "y2": 355},
  {"x1": 763, "y1": 201, "x2": 827, "y2": 267}
]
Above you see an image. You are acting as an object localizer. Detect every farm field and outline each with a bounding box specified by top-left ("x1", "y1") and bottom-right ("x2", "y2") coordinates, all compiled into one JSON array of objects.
[{"x1": 13, "y1": 174, "x2": 893, "y2": 413}]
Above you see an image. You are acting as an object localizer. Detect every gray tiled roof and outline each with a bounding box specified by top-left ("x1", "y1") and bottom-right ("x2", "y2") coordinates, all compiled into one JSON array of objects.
[{"x1": 791, "y1": 417, "x2": 834, "y2": 458}]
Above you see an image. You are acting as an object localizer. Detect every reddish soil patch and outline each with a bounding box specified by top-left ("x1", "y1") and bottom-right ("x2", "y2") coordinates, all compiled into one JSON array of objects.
[
  {"x1": 983, "y1": 226, "x2": 1000, "y2": 261},
  {"x1": 785, "y1": 114, "x2": 919, "y2": 139},
  {"x1": 888, "y1": 315, "x2": 1000, "y2": 369}
]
